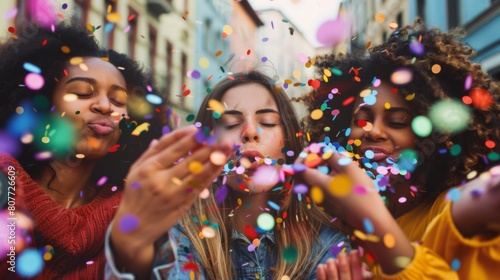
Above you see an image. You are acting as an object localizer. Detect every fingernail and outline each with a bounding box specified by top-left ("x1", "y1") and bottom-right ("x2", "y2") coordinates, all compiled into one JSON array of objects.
[{"x1": 149, "y1": 139, "x2": 159, "y2": 148}]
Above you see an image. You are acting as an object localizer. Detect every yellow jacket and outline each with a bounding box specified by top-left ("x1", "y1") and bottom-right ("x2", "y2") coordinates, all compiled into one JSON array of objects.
[{"x1": 375, "y1": 192, "x2": 500, "y2": 279}]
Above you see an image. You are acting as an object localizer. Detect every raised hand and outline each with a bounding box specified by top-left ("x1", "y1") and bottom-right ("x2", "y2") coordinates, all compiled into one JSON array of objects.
[
  {"x1": 109, "y1": 126, "x2": 232, "y2": 278},
  {"x1": 295, "y1": 144, "x2": 414, "y2": 275}
]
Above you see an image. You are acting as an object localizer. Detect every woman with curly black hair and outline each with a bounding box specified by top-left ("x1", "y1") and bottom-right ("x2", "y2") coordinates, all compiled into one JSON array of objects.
[
  {"x1": 296, "y1": 18, "x2": 500, "y2": 279},
  {"x1": 0, "y1": 18, "x2": 173, "y2": 279}
]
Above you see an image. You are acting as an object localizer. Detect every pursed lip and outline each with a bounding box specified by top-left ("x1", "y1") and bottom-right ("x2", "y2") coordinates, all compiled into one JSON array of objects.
[
  {"x1": 359, "y1": 146, "x2": 392, "y2": 162},
  {"x1": 87, "y1": 118, "x2": 116, "y2": 136},
  {"x1": 240, "y1": 150, "x2": 265, "y2": 169}
]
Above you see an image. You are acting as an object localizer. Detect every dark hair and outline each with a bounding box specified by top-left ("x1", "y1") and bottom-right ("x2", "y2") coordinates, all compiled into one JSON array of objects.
[
  {"x1": 302, "y1": 18, "x2": 500, "y2": 202},
  {"x1": 0, "y1": 19, "x2": 169, "y2": 187}
]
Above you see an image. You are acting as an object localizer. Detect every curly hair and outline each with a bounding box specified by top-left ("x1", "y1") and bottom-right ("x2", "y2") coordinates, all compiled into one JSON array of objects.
[
  {"x1": 0, "y1": 19, "x2": 169, "y2": 188},
  {"x1": 302, "y1": 18, "x2": 500, "y2": 202}
]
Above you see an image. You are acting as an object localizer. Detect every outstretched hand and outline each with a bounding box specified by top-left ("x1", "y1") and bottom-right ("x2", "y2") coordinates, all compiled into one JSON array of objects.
[
  {"x1": 451, "y1": 166, "x2": 500, "y2": 237},
  {"x1": 109, "y1": 126, "x2": 232, "y2": 278},
  {"x1": 317, "y1": 250, "x2": 374, "y2": 280}
]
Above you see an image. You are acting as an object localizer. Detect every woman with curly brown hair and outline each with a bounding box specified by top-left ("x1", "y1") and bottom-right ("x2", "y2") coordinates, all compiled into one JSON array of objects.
[{"x1": 296, "y1": 18, "x2": 500, "y2": 279}]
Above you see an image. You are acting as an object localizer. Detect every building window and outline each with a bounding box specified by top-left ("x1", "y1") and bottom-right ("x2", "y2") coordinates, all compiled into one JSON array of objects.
[
  {"x1": 204, "y1": 18, "x2": 212, "y2": 52},
  {"x1": 180, "y1": 52, "x2": 187, "y2": 107},
  {"x1": 417, "y1": 0, "x2": 426, "y2": 19},
  {"x1": 397, "y1": 12, "x2": 403, "y2": 28},
  {"x1": 14, "y1": 0, "x2": 28, "y2": 27},
  {"x1": 128, "y1": 7, "x2": 139, "y2": 59},
  {"x1": 102, "y1": 0, "x2": 115, "y2": 48},
  {"x1": 149, "y1": 25, "x2": 157, "y2": 74},
  {"x1": 447, "y1": 0, "x2": 459, "y2": 28},
  {"x1": 74, "y1": 0, "x2": 89, "y2": 25},
  {"x1": 165, "y1": 41, "x2": 173, "y2": 100}
]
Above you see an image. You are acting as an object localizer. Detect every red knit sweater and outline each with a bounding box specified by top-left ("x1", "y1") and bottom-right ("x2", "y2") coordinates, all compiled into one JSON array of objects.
[{"x1": 1, "y1": 154, "x2": 122, "y2": 279}]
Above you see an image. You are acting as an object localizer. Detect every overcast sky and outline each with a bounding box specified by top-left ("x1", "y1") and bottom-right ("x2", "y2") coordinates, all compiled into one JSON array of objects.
[{"x1": 248, "y1": 0, "x2": 342, "y2": 47}]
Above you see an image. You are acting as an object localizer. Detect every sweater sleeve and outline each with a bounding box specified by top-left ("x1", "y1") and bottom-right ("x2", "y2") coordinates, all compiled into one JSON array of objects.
[
  {"x1": 422, "y1": 203, "x2": 500, "y2": 279},
  {"x1": 373, "y1": 243, "x2": 459, "y2": 280}
]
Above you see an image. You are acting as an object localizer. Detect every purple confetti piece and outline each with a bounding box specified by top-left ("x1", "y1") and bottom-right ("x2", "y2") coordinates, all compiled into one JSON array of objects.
[
  {"x1": 215, "y1": 185, "x2": 229, "y2": 204},
  {"x1": 329, "y1": 244, "x2": 343, "y2": 256},
  {"x1": 292, "y1": 163, "x2": 307, "y2": 173},
  {"x1": 119, "y1": 215, "x2": 140, "y2": 233}
]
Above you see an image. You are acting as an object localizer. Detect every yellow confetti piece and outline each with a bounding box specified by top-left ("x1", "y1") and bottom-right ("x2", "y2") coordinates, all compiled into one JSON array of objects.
[
  {"x1": 222, "y1": 25, "x2": 233, "y2": 35},
  {"x1": 215, "y1": 50, "x2": 222, "y2": 57},
  {"x1": 310, "y1": 186, "x2": 324, "y2": 204},
  {"x1": 190, "y1": 271, "x2": 195, "y2": 280},
  {"x1": 276, "y1": 217, "x2": 283, "y2": 223},
  {"x1": 405, "y1": 93, "x2": 415, "y2": 101},
  {"x1": 310, "y1": 109, "x2": 323, "y2": 120},
  {"x1": 106, "y1": 12, "x2": 121, "y2": 23},
  {"x1": 69, "y1": 57, "x2": 83, "y2": 65},
  {"x1": 255, "y1": 273, "x2": 260, "y2": 279},
  {"x1": 75, "y1": 154, "x2": 85, "y2": 159},
  {"x1": 237, "y1": 198, "x2": 242, "y2": 206},
  {"x1": 353, "y1": 139, "x2": 362, "y2": 146},
  {"x1": 208, "y1": 99, "x2": 225, "y2": 114},
  {"x1": 323, "y1": 75, "x2": 329, "y2": 82},
  {"x1": 107, "y1": 4, "x2": 112, "y2": 13},
  {"x1": 322, "y1": 149, "x2": 333, "y2": 160},
  {"x1": 328, "y1": 174, "x2": 352, "y2": 197},
  {"x1": 284, "y1": 79, "x2": 292, "y2": 84},
  {"x1": 41, "y1": 136, "x2": 50, "y2": 144},
  {"x1": 171, "y1": 177, "x2": 182, "y2": 185},
  {"x1": 394, "y1": 256, "x2": 412, "y2": 268},
  {"x1": 293, "y1": 70, "x2": 301, "y2": 79},
  {"x1": 384, "y1": 102, "x2": 391, "y2": 109},
  {"x1": 431, "y1": 64, "x2": 441, "y2": 74},
  {"x1": 131, "y1": 122, "x2": 150, "y2": 136},
  {"x1": 353, "y1": 229, "x2": 367, "y2": 240},
  {"x1": 365, "y1": 234, "x2": 380, "y2": 242},
  {"x1": 383, "y1": 233, "x2": 396, "y2": 248},
  {"x1": 188, "y1": 161, "x2": 203, "y2": 174},
  {"x1": 323, "y1": 68, "x2": 332, "y2": 77},
  {"x1": 359, "y1": 88, "x2": 372, "y2": 97},
  {"x1": 199, "y1": 57, "x2": 210, "y2": 69},
  {"x1": 389, "y1": 22, "x2": 398, "y2": 29}
]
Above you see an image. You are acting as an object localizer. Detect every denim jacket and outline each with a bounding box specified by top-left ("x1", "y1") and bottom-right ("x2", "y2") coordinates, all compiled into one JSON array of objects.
[{"x1": 106, "y1": 222, "x2": 350, "y2": 280}]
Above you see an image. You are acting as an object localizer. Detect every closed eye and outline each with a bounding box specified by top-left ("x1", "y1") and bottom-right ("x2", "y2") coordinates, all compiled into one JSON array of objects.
[{"x1": 260, "y1": 123, "x2": 277, "y2": 127}]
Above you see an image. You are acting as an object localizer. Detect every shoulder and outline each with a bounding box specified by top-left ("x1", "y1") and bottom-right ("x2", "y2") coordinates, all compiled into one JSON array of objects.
[
  {"x1": 0, "y1": 152, "x2": 24, "y2": 173},
  {"x1": 317, "y1": 225, "x2": 351, "y2": 251}
]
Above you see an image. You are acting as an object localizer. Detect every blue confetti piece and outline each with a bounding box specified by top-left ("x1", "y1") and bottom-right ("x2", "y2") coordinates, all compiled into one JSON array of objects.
[
  {"x1": 363, "y1": 218, "x2": 374, "y2": 234},
  {"x1": 267, "y1": 200, "x2": 280, "y2": 211},
  {"x1": 23, "y1": 62, "x2": 41, "y2": 74},
  {"x1": 451, "y1": 259, "x2": 461, "y2": 271},
  {"x1": 17, "y1": 249, "x2": 44, "y2": 278},
  {"x1": 447, "y1": 188, "x2": 462, "y2": 202}
]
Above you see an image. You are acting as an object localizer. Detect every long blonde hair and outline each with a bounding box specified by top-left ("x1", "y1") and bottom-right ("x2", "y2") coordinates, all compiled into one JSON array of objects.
[{"x1": 181, "y1": 71, "x2": 347, "y2": 279}]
